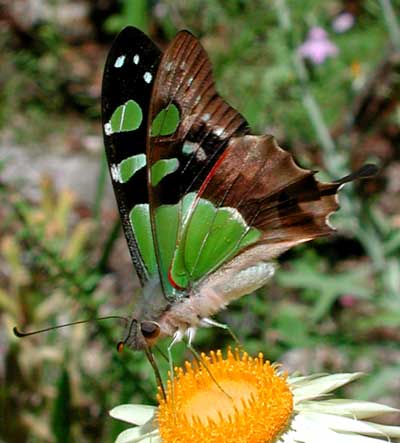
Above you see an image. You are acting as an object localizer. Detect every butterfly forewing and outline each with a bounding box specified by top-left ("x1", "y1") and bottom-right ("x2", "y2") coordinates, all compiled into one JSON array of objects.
[
  {"x1": 102, "y1": 27, "x2": 162, "y2": 285},
  {"x1": 147, "y1": 31, "x2": 249, "y2": 295},
  {"x1": 167, "y1": 135, "x2": 341, "y2": 291}
]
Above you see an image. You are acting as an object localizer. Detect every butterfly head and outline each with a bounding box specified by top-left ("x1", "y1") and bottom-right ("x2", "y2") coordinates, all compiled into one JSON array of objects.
[{"x1": 117, "y1": 318, "x2": 161, "y2": 352}]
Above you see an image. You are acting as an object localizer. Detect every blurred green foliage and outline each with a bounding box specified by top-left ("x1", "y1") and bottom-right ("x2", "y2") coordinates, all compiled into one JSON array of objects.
[
  {"x1": 0, "y1": 1, "x2": 399, "y2": 442},
  {"x1": 104, "y1": 0, "x2": 149, "y2": 34}
]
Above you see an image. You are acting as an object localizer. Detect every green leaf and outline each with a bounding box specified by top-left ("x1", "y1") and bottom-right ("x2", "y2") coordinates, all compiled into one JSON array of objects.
[
  {"x1": 274, "y1": 304, "x2": 311, "y2": 347},
  {"x1": 276, "y1": 257, "x2": 373, "y2": 323}
]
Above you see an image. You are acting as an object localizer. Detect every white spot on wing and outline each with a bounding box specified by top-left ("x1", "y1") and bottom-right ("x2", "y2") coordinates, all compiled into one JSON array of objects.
[
  {"x1": 187, "y1": 77, "x2": 193, "y2": 86},
  {"x1": 325, "y1": 191, "x2": 340, "y2": 230},
  {"x1": 201, "y1": 113, "x2": 211, "y2": 122},
  {"x1": 104, "y1": 122, "x2": 113, "y2": 135},
  {"x1": 110, "y1": 164, "x2": 122, "y2": 183},
  {"x1": 133, "y1": 54, "x2": 139, "y2": 64},
  {"x1": 114, "y1": 55, "x2": 126, "y2": 68},
  {"x1": 214, "y1": 126, "x2": 224, "y2": 137},
  {"x1": 182, "y1": 141, "x2": 198, "y2": 154},
  {"x1": 143, "y1": 72, "x2": 152, "y2": 83},
  {"x1": 222, "y1": 206, "x2": 247, "y2": 225},
  {"x1": 182, "y1": 141, "x2": 207, "y2": 162},
  {"x1": 196, "y1": 147, "x2": 207, "y2": 161},
  {"x1": 325, "y1": 213, "x2": 336, "y2": 230}
]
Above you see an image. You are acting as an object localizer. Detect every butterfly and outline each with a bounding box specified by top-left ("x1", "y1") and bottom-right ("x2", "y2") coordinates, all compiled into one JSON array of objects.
[{"x1": 102, "y1": 26, "x2": 376, "y2": 352}]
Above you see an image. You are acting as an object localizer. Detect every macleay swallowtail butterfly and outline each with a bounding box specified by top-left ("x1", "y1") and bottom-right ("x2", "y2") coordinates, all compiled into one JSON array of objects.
[{"x1": 101, "y1": 27, "x2": 376, "y2": 353}]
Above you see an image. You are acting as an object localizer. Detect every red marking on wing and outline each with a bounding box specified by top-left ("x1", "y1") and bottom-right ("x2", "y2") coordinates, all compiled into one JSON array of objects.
[
  {"x1": 168, "y1": 267, "x2": 185, "y2": 291},
  {"x1": 197, "y1": 147, "x2": 231, "y2": 201},
  {"x1": 167, "y1": 147, "x2": 231, "y2": 291}
]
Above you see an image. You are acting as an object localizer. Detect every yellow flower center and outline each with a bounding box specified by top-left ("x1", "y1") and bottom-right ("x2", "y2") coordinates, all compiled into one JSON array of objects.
[{"x1": 157, "y1": 349, "x2": 293, "y2": 443}]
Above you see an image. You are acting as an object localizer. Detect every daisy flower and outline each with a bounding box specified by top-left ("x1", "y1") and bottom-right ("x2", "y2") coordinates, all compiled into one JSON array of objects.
[{"x1": 110, "y1": 349, "x2": 400, "y2": 443}]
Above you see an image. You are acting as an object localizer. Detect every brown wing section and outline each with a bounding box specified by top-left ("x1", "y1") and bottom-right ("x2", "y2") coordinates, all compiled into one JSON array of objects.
[
  {"x1": 201, "y1": 134, "x2": 341, "y2": 259},
  {"x1": 147, "y1": 30, "x2": 249, "y2": 206}
]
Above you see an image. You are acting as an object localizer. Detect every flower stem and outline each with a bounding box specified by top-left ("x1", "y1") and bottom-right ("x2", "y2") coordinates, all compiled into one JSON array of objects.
[{"x1": 379, "y1": 0, "x2": 400, "y2": 51}]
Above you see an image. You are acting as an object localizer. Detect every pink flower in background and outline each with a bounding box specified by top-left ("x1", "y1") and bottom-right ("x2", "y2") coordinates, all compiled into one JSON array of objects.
[
  {"x1": 332, "y1": 12, "x2": 355, "y2": 33},
  {"x1": 339, "y1": 294, "x2": 358, "y2": 308},
  {"x1": 298, "y1": 27, "x2": 339, "y2": 65}
]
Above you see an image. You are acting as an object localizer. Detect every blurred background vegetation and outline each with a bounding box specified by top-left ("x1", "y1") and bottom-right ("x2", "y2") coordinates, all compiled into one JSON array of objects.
[{"x1": 0, "y1": 0, "x2": 399, "y2": 442}]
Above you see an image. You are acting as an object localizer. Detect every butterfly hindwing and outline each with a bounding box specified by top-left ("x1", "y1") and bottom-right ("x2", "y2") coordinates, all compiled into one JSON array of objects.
[
  {"x1": 166, "y1": 135, "x2": 342, "y2": 291},
  {"x1": 102, "y1": 27, "x2": 162, "y2": 285},
  {"x1": 197, "y1": 135, "x2": 340, "y2": 258}
]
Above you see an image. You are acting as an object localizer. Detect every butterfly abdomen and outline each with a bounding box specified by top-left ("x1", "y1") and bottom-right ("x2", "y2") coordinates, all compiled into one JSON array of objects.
[{"x1": 162, "y1": 258, "x2": 276, "y2": 328}]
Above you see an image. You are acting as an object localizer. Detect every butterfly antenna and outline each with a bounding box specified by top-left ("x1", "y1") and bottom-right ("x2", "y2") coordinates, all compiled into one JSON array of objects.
[
  {"x1": 13, "y1": 316, "x2": 129, "y2": 338},
  {"x1": 145, "y1": 346, "x2": 166, "y2": 400}
]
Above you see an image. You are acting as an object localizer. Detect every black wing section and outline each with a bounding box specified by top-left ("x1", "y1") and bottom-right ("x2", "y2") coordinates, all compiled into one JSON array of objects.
[{"x1": 102, "y1": 27, "x2": 162, "y2": 285}]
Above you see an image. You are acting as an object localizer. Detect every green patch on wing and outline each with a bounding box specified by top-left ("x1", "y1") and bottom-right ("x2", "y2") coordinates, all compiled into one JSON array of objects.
[
  {"x1": 130, "y1": 193, "x2": 261, "y2": 295},
  {"x1": 109, "y1": 99, "x2": 143, "y2": 133},
  {"x1": 119, "y1": 154, "x2": 146, "y2": 183},
  {"x1": 129, "y1": 194, "x2": 260, "y2": 293},
  {"x1": 151, "y1": 104, "x2": 180, "y2": 136},
  {"x1": 129, "y1": 205, "x2": 158, "y2": 277},
  {"x1": 170, "y1": 195, "x2": 261, "y2": 288},
  {"x1": 151, "y1": 158, "x2": 179, "y2": 186}
]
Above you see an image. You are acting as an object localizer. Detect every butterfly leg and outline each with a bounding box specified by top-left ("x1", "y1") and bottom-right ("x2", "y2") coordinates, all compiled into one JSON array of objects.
[
  {"x1": 201, "y1": 317, "x2": 242, "y2": 348},
  {"x1": 186, "y1": 340, "x2": 232, "y2": 400},
  {"x1": 144, "y1": 346, "x2": 166, "y2": 400},
  {"x1": 167, "y1": 329, "x2": 185, "y2": 400}
]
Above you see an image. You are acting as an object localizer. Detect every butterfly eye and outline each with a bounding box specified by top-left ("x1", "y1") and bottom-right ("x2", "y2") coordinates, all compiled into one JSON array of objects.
[
  {"x1": 140, "y1": 321, "x2": 160, "y2": 339},
  {"x1": 117, "y1": 341, "x2": 125, "y2": 353}
]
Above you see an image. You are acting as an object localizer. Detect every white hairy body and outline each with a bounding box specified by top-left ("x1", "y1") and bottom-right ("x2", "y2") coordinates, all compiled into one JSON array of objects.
[{"x1": 157, "y1": 258, "x2": 276, "y2": 341}]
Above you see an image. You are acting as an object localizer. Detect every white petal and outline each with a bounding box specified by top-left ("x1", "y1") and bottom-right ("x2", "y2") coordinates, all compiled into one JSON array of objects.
[
  {"x1": 293, "y1": 373, "x2": 363, "y2": 402},
  {"x1": 291, "y1": 415, "x2": 391, "y2": 443},
  {"x1": 300, "y1": 412, "x2": 391, "y2": 437},
  {"x1": 289, "y1": 374, "x2": 326, "y2": 385},
  {"x1": 276, "y1": 428, "x2": 298, "y2": 443},
  {"x1": 141, "y1": 434, "x2": 161, "y2": 443},
  {"x1": 291, "y1": 414, "x2": 345, "y2": 443},
  {"x1": 297, "y1": 399, "x2": 399, "y2": 419},
  {"x1": 368, "y1": 423, "x2": 400, "y2": 439},
  {"x1": 110, "y1": 404, "x2": 156, "y2": 425},
  {"x1": 115, "y1": 428, "x2": 160, "y2": 443}
]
